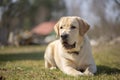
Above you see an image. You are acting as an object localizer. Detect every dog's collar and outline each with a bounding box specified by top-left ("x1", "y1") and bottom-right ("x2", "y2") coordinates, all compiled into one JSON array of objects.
[
  {"x1": 67, "y1": 40, "x2": 84, "y2": 55},
  {"x1": 67, "y1": 51, "x2": 79, "y2": 55}
]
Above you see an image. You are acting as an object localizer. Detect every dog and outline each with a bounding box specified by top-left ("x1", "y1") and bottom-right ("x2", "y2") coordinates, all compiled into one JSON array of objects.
[{"x1": 44, "y1": 16, "x2": 97, "y2": 76}]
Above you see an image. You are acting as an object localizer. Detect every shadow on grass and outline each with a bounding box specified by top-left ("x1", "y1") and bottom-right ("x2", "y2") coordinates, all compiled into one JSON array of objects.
[
  {"x1": 0, "y1": 52, "x2": 44, "y2": 61},
  {"x1": 96, "y1": 65, "x2": 120, "y2": 75}
]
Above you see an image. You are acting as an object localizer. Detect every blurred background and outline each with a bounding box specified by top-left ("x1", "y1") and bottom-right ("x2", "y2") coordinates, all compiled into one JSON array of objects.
[
  {"x1": 0, "y1": 1, "x2": 120, "y2": 79},
  {"x1": 0, "y1": 0, "x2": 120, "y2": 47}
]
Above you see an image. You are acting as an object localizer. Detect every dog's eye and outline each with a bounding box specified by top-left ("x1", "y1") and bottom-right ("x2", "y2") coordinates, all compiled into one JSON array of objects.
[
  {"x1": 71, "y1": 26, "x2": 76, "y2": 29},
  {"x1": 60, "y1": 26, "x2": 63, "y2": 29}
]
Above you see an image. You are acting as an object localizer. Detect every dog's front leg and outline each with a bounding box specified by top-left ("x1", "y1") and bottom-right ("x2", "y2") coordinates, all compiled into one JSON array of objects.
[{"x1": 62, "y1": 66, "x2": 84, "y2": 76}]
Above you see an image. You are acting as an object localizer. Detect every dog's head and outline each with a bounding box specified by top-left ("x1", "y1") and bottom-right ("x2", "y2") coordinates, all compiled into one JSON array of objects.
[{"x1": 54, "y1": 16, "x2": 90, "y2": 49}]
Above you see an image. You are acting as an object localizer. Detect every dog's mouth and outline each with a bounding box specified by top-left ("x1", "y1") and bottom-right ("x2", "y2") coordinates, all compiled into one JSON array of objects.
[{"x1": 62, "y1": 41, "x2": 76, "y2": 49}]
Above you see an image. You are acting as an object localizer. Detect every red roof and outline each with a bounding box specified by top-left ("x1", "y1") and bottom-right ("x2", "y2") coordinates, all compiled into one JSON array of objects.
[{"x1": 32, "y1": 21, "x2": 56, "y2": 35}]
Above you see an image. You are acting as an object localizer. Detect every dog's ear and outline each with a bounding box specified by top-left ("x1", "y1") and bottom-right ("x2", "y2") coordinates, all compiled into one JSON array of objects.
[
  {"x1": 54, "y1": 17, "x2": 63, "y2": 37},
  {"x1": 76, "y1": 17, "x2": 90, "y2": 36},
  {"x1": 54, "y1": 21, "x2": 60, "y2": 37}
]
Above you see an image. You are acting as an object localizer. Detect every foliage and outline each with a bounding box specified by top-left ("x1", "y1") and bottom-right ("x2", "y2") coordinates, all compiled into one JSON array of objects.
[
  {"x1": 0, "y1": 0, "x2": 58, "y2": 29},
  {"x1": 0, "y1": 0, "x2": 63, "y2": 45}
]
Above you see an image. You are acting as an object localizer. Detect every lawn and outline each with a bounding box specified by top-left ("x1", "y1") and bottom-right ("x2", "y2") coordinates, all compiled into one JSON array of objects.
[{"x1": 0, "y1": 44, "x2": 120, "y2": 80}]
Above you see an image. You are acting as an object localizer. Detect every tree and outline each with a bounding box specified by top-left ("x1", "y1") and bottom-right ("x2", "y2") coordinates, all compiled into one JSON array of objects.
[{"x1": 0, "y1": 0, "x2": 62, "y2": 45}]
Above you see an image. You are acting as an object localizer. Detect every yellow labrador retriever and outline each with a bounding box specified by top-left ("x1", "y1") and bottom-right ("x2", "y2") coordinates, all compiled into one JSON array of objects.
[{"x1": 44, "y1": 16, "x2": 97, "y2": 76}]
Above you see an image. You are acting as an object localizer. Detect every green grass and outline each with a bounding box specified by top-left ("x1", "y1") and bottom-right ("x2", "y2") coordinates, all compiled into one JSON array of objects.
[{"x1": 0, "y1": 44, "x2": 120, "y2": 80}]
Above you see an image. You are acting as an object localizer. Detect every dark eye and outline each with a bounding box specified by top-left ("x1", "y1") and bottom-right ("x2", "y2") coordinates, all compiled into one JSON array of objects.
[
  {"x1": 60, "y1": 26, "x2": 63, "y2": 29},
  {"x1": 71, "y1": 26, "x2": 76, "y2": 29}
]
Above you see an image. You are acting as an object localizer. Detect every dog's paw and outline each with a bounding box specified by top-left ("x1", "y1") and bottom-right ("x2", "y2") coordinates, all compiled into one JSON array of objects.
[
  {"x1": 50, "y1": 67, "x2": 57, "y2": 70},
  {"x1": 84, "y1": 70, "x2": 94, "y2": 76},
  {"x1": 73, "y1": 72, "x2": 84, "y2": 77},
  {"x1": 78, "y1": 72, "x2": 84, "y2": 76},
  {"x1": 84, "y1": 72, "x2": 94, "y2": 76},
  {"x1": 83, "y1": 67, "x2": 94, "y2": 76}
]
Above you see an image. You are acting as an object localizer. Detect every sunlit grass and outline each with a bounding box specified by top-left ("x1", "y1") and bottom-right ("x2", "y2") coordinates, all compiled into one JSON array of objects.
[{"x1": 0, "y1": 44, "x2": 120, "y2": 80}]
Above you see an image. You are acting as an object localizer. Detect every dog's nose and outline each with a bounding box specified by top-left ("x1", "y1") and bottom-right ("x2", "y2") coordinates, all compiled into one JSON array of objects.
[{"x1": 61, "y1": 34, "x2": 68, "y2": 40}]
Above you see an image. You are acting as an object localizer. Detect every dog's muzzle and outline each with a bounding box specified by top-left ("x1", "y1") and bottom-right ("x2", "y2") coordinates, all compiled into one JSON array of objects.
[
  {"x1": 61, "y1": 34, "x2": 68, "y2": 40},
  {"x1": 61, "y1": 34, "x2": 76, "y2": 49}
]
